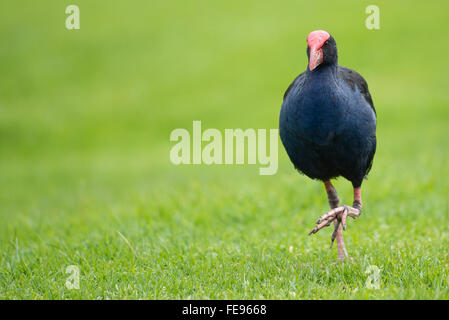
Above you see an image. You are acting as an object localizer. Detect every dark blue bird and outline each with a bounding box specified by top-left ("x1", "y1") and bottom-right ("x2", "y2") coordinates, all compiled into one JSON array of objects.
[{"x1": 279, "y1": 30, "x2": 377, "y2": 262}]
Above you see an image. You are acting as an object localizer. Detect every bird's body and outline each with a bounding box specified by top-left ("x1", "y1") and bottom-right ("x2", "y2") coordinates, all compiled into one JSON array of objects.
[
  {"x1": 279, "y1": 30, "x2": 377, "y2": 262},
  {"x1": 280, "y1": 65, "x2": 377, "y2": 187}
]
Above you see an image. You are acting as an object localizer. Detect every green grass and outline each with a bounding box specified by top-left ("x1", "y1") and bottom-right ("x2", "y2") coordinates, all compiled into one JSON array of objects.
[{"x1": 1, "y1": 0, "x2": 449, "y2": 299}]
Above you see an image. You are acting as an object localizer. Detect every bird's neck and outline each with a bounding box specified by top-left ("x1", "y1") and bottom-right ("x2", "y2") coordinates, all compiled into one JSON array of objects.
[
  {"x1": 306, "y1": 63, "x2": 338, "y2": 82},
  {"x1": 304, "y1": 63, "x2": 339, "y2": 95}
]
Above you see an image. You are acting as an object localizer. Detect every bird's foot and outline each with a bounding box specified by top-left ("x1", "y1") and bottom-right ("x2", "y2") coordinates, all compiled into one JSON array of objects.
[{"x1": 308, "y1": 204, "x2": 361, "y2": 236}]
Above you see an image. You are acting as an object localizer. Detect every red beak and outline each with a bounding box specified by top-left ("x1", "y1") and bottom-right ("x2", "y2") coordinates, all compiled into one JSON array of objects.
[{"x1": 309, "y1": 47, "x2": 323, "y2": 71}]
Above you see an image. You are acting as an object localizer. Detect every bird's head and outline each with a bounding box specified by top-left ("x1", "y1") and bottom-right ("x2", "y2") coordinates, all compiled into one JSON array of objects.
[{"x1": 306, "y1": 30, "x2": 338, "y2": 71}]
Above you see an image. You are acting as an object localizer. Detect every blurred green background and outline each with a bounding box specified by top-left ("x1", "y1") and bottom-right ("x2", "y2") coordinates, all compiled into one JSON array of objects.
[{"x1": 0, "y1": 0, "x2": 448, "y2": 299}]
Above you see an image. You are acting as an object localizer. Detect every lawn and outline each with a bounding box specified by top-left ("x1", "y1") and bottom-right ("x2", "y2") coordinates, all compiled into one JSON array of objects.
[{"x1": 0, "y1": 0, "x2": 448, "y2": 299}]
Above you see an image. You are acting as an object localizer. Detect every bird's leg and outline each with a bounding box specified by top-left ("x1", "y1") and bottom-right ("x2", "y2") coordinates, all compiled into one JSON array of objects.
[
  {"x1": 323, "y1": 181, "x2": 347, "y2": 261},
  {"x1": 324, "y1": 181, "x2": 340, "y2": 209},
  {"x1": 309, "y1": 183, "x2": 363, "y2": 262}
]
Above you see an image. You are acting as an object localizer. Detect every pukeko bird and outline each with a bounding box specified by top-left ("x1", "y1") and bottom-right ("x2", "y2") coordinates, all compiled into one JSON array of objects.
[{"x1": 279, "y1": 30, "x2": 377, "y2": 262}]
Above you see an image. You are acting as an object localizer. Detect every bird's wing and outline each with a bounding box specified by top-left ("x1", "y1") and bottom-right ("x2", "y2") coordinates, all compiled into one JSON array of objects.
[
  {"x1": 338, "y1": 66, "x2": 376, "y2": 115},
  {"x1": 338, "y1": 66, "x2": 377, "y2": 177},
  {"x1": 364, "y1": 136, "x2": 376, "y2": 176},
  {"x1": 283, "y1": 71, "x2": 306, "y2": 101}
]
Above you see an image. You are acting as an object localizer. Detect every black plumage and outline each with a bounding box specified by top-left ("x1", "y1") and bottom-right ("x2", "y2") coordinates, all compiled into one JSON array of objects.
[{"x1": 279, "y1": 34, "x2": 376, "y2": 188}]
